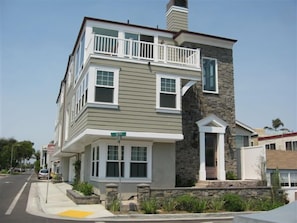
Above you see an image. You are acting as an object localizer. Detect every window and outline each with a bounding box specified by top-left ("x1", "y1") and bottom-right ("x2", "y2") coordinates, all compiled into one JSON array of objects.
[
  {"x1": 156, "y1": 74, "x2": 180, "y2": 112},
  {"x1": 91, "y1": 146, "x2": 100, "y2": 177},
  {"x1": 75, "y1": 74, "x2": 88, "y2": 116},
  {"x1": 280, "y1": 173, "x2": 289, "y2": 187},
  {"x1": 203, "y1": 57, "x2": 218, "y2": 93},
  {"x1": 95, "y1": 70, "x2": 114, "y2": 103},
  {"x1": 286, "y1": 141, "x2": 297, "y2": 151},
  {"x1": 106, "y1": 146, "x2": 124, "y2": 177},
  {"x1": 130, "y1": 147, "x2": 147, "y2": 177},
  {"x1": 235, "y1": 135, "x2": 249, "y2": 149},
  {"x1": 290, "y1": 173, "x2": 297, "y2": 187},
  {"x1": 265, "y1": 143, "x2": 276, "y2": 150},
  {"x1": 75, "y1": 33, "x2": 85, "y2": 81}
]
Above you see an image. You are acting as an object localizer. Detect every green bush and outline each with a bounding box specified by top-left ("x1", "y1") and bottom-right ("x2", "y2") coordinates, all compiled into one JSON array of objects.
[
  {"x1": 208, "y1": 197, "x2": 225, "y2": 212},
  {"x1": 141, "y1": 198, "x2": 158, "y2": 214},
  {"x1": 162, "y1": 198, "x2": 176, "y2": 212},
  {"x1": 175, "y1": 195, "x2": 206, "y2": 213},
  {"x1": 226, "y1": 171, "x2": 237, "y2": 180},
  {"x1": 223, "y1": 193, "x2": 244, "y2": 212},
  {"x1": 108, "y1": 199, "x2": 120, "y2": 212},
  {"x1": 73, "y1": 182, "x2": 93, "y2": 196}
]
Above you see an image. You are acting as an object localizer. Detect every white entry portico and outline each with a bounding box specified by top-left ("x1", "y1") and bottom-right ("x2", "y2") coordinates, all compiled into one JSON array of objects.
[{"x1": 196, "y1": 114, "x2": 227, "y2": 181}]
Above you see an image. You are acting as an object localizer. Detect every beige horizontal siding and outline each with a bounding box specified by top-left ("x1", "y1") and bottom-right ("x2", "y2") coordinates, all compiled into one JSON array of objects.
[{"x1": 68, "y1": 58, "x2": 200, "y2": 139}]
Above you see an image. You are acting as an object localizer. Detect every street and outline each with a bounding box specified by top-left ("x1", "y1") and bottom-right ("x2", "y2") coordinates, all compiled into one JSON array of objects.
[
  {"x1": 0, "y1": 171, "x2": 232, "y2": 223},
  {"x1": 0, "y1": 171, "x2": 86, "y2": 223}
]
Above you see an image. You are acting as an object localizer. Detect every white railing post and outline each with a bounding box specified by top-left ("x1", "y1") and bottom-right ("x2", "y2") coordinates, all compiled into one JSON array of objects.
[
  {"x1": 196, "y1": 48, "x2": 201, "y2": 69},
  {"x1": 129, "y1": 39, "x2": 133, "y2": 59},
  {"x1": 164, "y1": 44, "x2": 167, "y2": 64}
]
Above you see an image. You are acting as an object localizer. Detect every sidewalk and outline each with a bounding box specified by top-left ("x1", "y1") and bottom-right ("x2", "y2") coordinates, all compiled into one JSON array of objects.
[
  {"x1": 26, "y1": 181, "x2": 114, "y2": 220},
  {"x1": 26, "y1": 181, "x2": 238, "y2": 221}
]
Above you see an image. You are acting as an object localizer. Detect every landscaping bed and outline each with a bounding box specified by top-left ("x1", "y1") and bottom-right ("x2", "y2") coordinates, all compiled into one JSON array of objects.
[{"x1": 66, "y1": 189, "x2": 100, "y2": 205}]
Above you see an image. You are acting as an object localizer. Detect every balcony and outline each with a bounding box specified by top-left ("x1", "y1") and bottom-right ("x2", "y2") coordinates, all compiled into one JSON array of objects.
[{"x1": 86, "y1": 34, "x2": 200, "y2": 69}]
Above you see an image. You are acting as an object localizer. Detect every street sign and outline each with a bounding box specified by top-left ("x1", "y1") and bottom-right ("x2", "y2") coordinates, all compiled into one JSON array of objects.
[{"x1": 111, "y1": 132, "x2": 126, "y2": 137}]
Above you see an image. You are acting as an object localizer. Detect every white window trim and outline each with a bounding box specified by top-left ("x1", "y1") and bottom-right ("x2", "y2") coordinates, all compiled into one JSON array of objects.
[
  {"x1": 90, "y1": 140, "x2": 152, "y2": 183},
  {"x1": 89, "y1": 66, "x2": 119, "y2": 107},
  {"x1": 156, "y1": 73, "x2": 181, "y2": 113},
  {"x1": 202, "y1": 57, "x2": 218, "y2": 94}
]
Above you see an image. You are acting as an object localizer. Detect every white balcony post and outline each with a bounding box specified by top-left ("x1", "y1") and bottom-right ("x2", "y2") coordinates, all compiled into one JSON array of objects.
[
  {"x1": 196, "y1": 48, "x2": 200, "y2": 69},
  {"x1": 129, "y1": 39, "x2": 133, "y2": 59},
  {"x1": 163, "y1": 44, "x2": 167, "y2": 64},
  {"x1": 118, "y1": 32, "x2": 124, "y2": 58},
  {"x1": 153, "y1": 36, "x2": 158, "y2": 62}
]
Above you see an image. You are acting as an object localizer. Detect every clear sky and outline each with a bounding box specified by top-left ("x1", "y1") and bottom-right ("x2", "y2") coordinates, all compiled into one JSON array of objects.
[{"x1": 1, "y1": 0, "x2": 296, "y2": 152}]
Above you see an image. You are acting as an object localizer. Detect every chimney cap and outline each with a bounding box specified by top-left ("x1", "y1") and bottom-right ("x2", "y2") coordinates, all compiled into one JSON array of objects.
[{"x1": 167, "y1": 0, "x2": 188, "y2": 11}]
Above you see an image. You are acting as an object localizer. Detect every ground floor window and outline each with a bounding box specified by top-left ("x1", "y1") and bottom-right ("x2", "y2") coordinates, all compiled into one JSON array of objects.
[{"x1": 90, "y1": 141, "x2": 152, "y2": 181}]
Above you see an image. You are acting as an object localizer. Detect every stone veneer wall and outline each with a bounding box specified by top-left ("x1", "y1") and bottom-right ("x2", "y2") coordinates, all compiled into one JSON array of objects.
[{"x1": 176, "y1": 43, "x2": 236, "y2": 185}]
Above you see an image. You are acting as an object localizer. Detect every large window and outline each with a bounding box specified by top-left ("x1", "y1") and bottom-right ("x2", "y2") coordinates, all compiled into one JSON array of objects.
[
  {"x1": 156, "y1": 74, "x2": 180, "y2": 112},
  {"x1": 286, "y1": 141, "x2": 297, "y2": 151},
  {"x1": 106, "y1": 146, "x2": 124, "y2": 177},
  {"x1": 130, "y1": 147, "x2": 147, "y2": 177},
  {"x1": 91, "y1": 146, "x2": 100, "y2": 177},
  {"x1": 75, "y1": 74, "x2": 88, "y2": 116},
  {"x1": 75, "y1": 33, "x2": 85, "y2": 81},
  {"x1": 95, "y1": 70, "x2": 114, "y2": 103},
  {"x1": 203, "y1": 57, "x2": 218, "y2": 93},
  {"x1": 265, "y1": 143, "x2": 276, "y2": 150}
]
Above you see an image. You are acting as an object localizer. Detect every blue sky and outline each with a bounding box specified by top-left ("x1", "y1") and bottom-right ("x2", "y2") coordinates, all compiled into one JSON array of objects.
[{"x1": 1, "y1": 0, "x2": 296, "y2": 152}]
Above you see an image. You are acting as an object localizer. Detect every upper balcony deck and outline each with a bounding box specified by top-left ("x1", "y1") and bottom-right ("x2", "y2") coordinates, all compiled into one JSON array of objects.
[{"x1": 85, "y1": 34, "x2": 200, "y2": 70}]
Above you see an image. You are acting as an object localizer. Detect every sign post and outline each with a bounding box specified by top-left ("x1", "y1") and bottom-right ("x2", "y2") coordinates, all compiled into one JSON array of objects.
[
  {"x1": 45, "y1": 144, "x2": 55, "y2": 203},
  {"x1": 111, "y1": 132, "x2": 126, "y2": 212}
]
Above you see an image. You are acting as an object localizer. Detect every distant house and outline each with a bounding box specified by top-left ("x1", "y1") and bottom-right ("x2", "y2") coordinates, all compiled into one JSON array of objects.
[
  {"x1": 52, "y1": 0, "x2": 238, "y2": 198},
  {"x1": 259, "y1": 132, "x2": 297, "y2": 202}
]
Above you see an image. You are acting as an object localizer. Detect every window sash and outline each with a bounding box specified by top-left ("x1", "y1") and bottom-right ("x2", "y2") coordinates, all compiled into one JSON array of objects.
[
  {"x1": 106, "y1": 162, "x2": 124, "y2": 177},
  {"x1": 280, "y1": 173, "x2": 289, "y2": 187},
  {"x1": 130, "y1": 163, "x2": 147, "y2": 177}
]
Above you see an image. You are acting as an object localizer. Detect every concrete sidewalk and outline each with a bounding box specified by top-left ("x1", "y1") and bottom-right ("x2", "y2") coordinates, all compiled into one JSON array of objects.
[
  {"x1": 26, "y1": 181, "x2": 239, "y2": 221},
  {"x1": 26, "y1": 181, "x2": 114, "y2": 220}
]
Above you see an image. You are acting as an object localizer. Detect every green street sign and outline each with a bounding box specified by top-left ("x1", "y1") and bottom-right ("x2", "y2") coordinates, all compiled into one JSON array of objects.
[{"x1": 111, "y1": 132, "x2": 126, "y2": 137}]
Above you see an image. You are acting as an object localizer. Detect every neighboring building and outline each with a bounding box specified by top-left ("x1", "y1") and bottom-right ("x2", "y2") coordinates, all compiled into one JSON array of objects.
[
  {"x1": 53, "y1": 0, "x2": 237, "y2": 197},
  {"x1": 258, "y1": 132, "x2": 297, "y2": 202},
  {"x1": 40, "y1": 145, "x2": 48, "y2": 169}
]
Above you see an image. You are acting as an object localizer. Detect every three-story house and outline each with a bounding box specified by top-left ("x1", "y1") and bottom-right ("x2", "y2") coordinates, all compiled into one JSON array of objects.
[{"x1": 53, "y1": 0, "x2": 237, "y2": 197}]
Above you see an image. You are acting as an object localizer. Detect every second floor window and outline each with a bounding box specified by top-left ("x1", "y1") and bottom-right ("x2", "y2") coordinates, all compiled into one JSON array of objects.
[
  {"x1": 95, "y1": 71, "x2": 114, "y2": 103},
  {"x1": 203, "y1": 57, "x2": 218, "y2": 93},
  {"x1": 286, "y1": 141, "x2": 297, "y2": 151},
  {"x1": 265, "y1": 143, "x2": 276, "y2": 150},
  {"x1": 156, "y1": 74, "x2": 181, "y2": 112}
]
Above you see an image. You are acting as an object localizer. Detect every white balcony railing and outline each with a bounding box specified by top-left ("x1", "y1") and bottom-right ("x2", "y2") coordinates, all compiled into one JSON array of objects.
[{"x1": 87, "y1": 34, "x2": 200, "y2": 69}]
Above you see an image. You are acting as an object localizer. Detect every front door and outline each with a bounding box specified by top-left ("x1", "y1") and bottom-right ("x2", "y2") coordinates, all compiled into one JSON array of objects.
[{"x1": 205, "y1": 133, "x2": 217, "y2": 180}]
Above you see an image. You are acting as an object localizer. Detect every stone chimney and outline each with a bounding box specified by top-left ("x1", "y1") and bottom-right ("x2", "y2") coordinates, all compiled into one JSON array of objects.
[{"x1": 166, "y1": 0, "x2": 188, "y2": 32}]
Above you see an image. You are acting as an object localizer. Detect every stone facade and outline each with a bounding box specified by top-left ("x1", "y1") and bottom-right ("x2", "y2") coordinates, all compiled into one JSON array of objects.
[{"x1": 176, "y1": 43, "x2": 236, "y2": 185}]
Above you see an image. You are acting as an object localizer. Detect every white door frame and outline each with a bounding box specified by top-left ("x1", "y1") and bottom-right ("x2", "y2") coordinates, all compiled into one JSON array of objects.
[{"x1": 196, "y1": 114, "x2": 227, "y2": 181}]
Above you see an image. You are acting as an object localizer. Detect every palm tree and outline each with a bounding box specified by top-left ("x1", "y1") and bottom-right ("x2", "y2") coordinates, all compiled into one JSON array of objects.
[{"x1": 264, "y1": 118, "x2": 290, "y2": 132}]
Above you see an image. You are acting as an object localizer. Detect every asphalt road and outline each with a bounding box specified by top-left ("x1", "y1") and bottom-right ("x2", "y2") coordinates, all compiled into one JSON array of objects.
[
  {"x1": 0, "y1": 171, "x2": 232, "y2": 223},
  {"x1": 0, "y1": 171, "x2": 87, "y2": 223}
]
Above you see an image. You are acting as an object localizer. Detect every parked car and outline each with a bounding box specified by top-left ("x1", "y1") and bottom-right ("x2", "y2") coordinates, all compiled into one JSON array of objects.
[{"x1": 38, "y1": 169, "x2": 50, "y2": 179}]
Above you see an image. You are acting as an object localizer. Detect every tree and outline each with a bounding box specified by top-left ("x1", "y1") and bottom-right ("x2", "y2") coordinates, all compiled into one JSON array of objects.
[
  {"x1": 264, "y1": 118, "x2": 290, "y2": 133},
  {"x1": 0, "y1": 138, "x2": 35, "y2": 170}
]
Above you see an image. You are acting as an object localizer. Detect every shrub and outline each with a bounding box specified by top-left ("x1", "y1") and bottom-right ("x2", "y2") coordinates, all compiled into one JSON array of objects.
[
  {"x1": 108, "y1": 199, "x2": 120, "y2": 212},
  {"x1": 141, "y1": 198, "x2": 158, "y2": 214},
  {"x1": 162, "y1": 198, "x2": 176, "y2": 212},
  {"x1": 208, "y1": 197, "x2": 225, "y2": 212},
  {"x1": 73, "y1": 182, "x2": 93, "y2": 196},
  {"x1": 175, "y1": 195, "x2": 207, "y2": 213},
  {"x1": 226, "y1": 171, "x2": 237, "y2": 180},
  {"x1": 223, "y1": 193, "x2": 244, "y2": 212}
]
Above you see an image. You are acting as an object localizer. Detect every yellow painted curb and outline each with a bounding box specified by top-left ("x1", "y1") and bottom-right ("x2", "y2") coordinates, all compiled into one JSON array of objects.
[{"x1": 58, "y1": 209, "x2": 93, "y2": 218}]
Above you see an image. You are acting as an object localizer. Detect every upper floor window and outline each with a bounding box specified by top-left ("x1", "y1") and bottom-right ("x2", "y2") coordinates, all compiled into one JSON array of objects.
[
  {"x1": 286, "y1": 141, "x2": 297, "y2": 151},
  {"x1": 75, "y1": 33, "x2": 85, "y2": 81},
  {"x1": 94, "y1": 67, "x2": 119, "y2": 106},
  {"x1": 156, "y1": 74, "x2": 181, "y2": 113},
  {"x1": 202, "y1": 57, "x2": 218, "y2": 93},
  {"x1": 265, "y1": 143, "x2": 276, "y2": 150}
]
